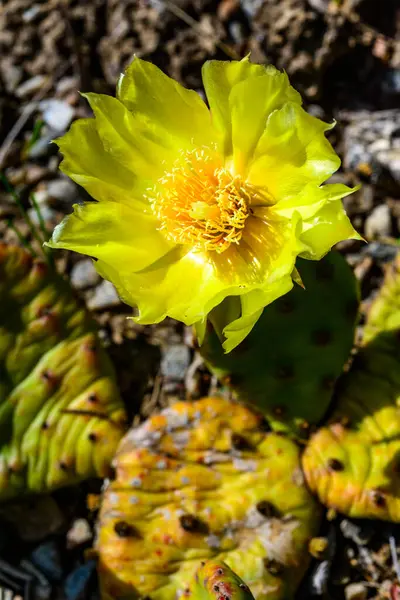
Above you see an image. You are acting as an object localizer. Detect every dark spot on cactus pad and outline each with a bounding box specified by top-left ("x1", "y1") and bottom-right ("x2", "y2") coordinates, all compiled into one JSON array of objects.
[
  {"x1": 213, "y1": 585, "x2": 220, "y2": 592},
  {"x1": 114, "y1": 521, "x2": 140, "y2": 538},
  {"x1": 239, "y1": 584, "x2": 248, "y2": 590},
  {"x1": 263, "y1": 558, "x2": 284, "y2": 576},
  {"x1": 277, "y1": 298, "x2": 296, "y2": 314},
  {"x1": 36, "y1": 305, "x2": 52, "y2": 318},
  {"x1": 179, "y1": 514, "x2": 209, "y2": 534},
  {"x1": 275, "y1": 365, "x2": 294, "y2": 380},
  {"x1": 321, "y1": 375, "x2": 336, "y2": 391},
  {"x1": 272, "y1": 405, "x2": 286, "y2": 417},
  {"x1": 216, "y1": 568, "x2": 224, "y2": 575},
  {"x1": 59, "y1": 461, "x2": 69, "y2": 471},
  {"x1": 311, "y1": 329, "x2": 333, "y2": 346},
  {"x1": 88, "y1": 432, "x2": 97, "y2": 442},
  {"x1": 256, "y1": 500, "x2": 280, "y2": 518},
  {"x1": 41, "y1": 369, "x2": 54, "y2": 382},
  {"x1": 41, "y1": 421, "x2": 49, "y2": 430},
  {"x1": 231, "y1": 433, "x2": 253, "y2": 451},
  {"x1": 88, "y1": 393, "x2": 98, "y2": 403},
  {"x1": 85, "y1": 341, "x2": 97, "y2": 352},
  {"x1": 315, "y1": 260, "x2": 335, "y2": 282},
  {"x1": 299, "y1": 420, "x2": 310, "y2": 434},
  {"x1": 372, "y1": 491, "x2": 386, "y2": 508},
  {"x1": 327, "y1": 458, "x2": 345, "y2": 472}
]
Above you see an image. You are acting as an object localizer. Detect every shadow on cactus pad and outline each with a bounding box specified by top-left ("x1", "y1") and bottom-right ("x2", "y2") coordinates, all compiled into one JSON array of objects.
[
  {"x1": 0, "y1": 243, "x2": 126, "y2": 501},
  {"x1": 303, "y1": 257, "x2": 400, "y2": 520},
  {"x1": 200, "y1": 251, "x2": 359, "y2": 437},
  {"x1": 97, "y1": 396, "x2": 321, "y2": 600}
]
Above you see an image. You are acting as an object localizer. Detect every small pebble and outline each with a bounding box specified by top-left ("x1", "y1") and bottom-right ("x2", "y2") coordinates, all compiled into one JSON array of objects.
[
  {"x1": 340, "y1": 519, "x2": 374, "y2": 546},
  {"x1": 161, "y1": 344, "x2": 191, "y2": 381},
  {"x1": 47, "y1": 177, "x2": 79, "y2": 205},
  {"x1": 16, "y1": 75, "x2": 46, "y2": 98},
  {"x1": 364, "y1": 204, "x2": 392, "y2": 239},
  {"x1": 39, "y1": 99, "x2": 74, "y2": 133},
  {"x1": 71, "y1": 260, "x2": 100, "y2": 290},
  {"x1": 87, "y1": 280, "x2": 121, "y2": 311},
  {"x1": 67, "y1": 518, "x2": 92, "y2": 548},
  {"x1": 344, "y1": 582, "x2": 367, "y2": 600}
]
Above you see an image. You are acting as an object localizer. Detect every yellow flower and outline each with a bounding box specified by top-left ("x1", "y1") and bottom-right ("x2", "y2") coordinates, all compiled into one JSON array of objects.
[{"x1": 47, "y1": 57, "x2": 360, "y2": 352}]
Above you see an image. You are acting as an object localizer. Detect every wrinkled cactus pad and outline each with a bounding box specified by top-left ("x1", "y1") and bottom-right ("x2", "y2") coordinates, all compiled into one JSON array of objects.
[
  {"x1": 187, "y1": 560, "x2": 255, "y2": 600},
  {"x1": 0, "y1": 243, "x2": 126, "y2": 500},
  {"x1": 303, "y1": 257, "x2": 400, "y2": 520},
  {"x1": 200, "y1": 252, "x2": 359, "y2": 436},
  {"x1": 97, "y1": 396, "x2": 321, "y2": 600}
]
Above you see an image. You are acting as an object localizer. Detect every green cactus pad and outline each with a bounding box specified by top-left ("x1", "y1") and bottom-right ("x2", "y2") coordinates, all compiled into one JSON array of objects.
[
  {"x1": 0, "y1": 243, "x2": 126, "y2": 500},
  {"x1": 188, "y1": 560, "x2": 255, "y2": 600},
  {"x1": 97, "y1": 396, "x2": 321, "y2": 600},
  {"x1": 303, "y1": 256, "x2": 400, "y2": 520},
  {"x1": 200, "y1": 251, "x2": 359, "y2": 436}
]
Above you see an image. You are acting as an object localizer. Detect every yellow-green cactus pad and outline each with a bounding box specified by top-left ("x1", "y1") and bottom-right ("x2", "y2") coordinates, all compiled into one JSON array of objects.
[
  {"x1": 303, "y1": 256, "x2": 400, "y2": 520},
  {"x1": 97, "y1": 396, "x2": 321, "y2": 600},
  {"x1": 187, "y1": 560, "x2": 255, "y2": 600},
  {"x1": 0, "y1": 243, "x2": 126, "y2": 500},
  {"x1": 200, "y1": 251, "x2": 359, "y2": 436}
]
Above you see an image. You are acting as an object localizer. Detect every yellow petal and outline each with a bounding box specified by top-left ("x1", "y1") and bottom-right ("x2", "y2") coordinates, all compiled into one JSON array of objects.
[
  {"x1": 229, "y1": 71, "x2": 301, "y2": 173},
  {"x1": 83, "y1": 93, "x2": 174, "y2": 186},
  {"x1": 248, "y1": 103, "x2": 340, "y2": 199},
  {"x1": 222, "y1": 275, "x2": 294, "y2": 352},
  {"x1": 273, "y1": 183, "x2": 360, "y2": 221},
  {"x1": 202, "y1": 58, "x2": 301, "y2": 161},
  {"x1": 117, "y1": 57, "x2": 216, "y2": 150},
  {"x1": 55, "y1": 119, "x2": 137, "y2": 206},
  {"x1": 46, "y1": 201, "x2": 174, "y2": 272},
  {"x1": 300, "y1": 199, "x2": 362, "y2": 260}
]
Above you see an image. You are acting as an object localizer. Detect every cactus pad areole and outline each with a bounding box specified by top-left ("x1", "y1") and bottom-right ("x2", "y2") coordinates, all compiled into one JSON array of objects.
[
  {"x1": 97, "y1": 396, "x2": 321, "y2": 600},
  {"x1": 0, "y1": 243, "x2": 126, "y2": 500}
]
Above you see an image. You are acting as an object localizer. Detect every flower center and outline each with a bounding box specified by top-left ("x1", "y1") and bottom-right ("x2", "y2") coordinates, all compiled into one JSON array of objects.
[{"x1": 149, "y1": 149, "x2": 253, "y2": 253}]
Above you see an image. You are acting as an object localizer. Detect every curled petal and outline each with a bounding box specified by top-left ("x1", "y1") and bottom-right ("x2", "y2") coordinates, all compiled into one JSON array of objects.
[
  {"x1": 299, "y1": 199, "x2": 362, "y2": 260},
  {"x1": 248, "y1": 103, "x2": 340, "y2": 199}
]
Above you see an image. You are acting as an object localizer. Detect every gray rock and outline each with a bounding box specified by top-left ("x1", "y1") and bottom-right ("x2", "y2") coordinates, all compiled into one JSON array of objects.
[
  {"x1": 27, "y1": 132, "x2": 56, "y2": 159},
  {"x1": 161, "y1": 344, "x2": 191, "y2": 381},
  {"x1": 340, "y1": 518, "x2": 374, "y2": 545},
  {"x1": 365, "y1": 204, "x2": 392, "y2": 239},
  {"x1": 47, "y1": 177, "x2": 79, "y2": 206},
  {"x1": 66, "y1": 518, "x2": 92, "y2": 548},
  {"x1": 87, "y1": 280, "x2": 121, "y2": 311},
  {"x1": 27, "y1": 205, "x2": 57, "y2": 225},
  {"x1": 70, "y1": 260, "x2": 100, "y2": 290},
  {"x1": 344, "y1": 583, "x2": 367, "y2": 600},
  {"x1": 343, "y1": 109, "x2": 400, "y2": 191},
  {"x1": 39, "y1": 99, "x2": 74, "y2": 133}
]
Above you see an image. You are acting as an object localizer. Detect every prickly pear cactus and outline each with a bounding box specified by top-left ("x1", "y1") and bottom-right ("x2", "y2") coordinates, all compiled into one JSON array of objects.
[
  {"x1": 0, "y1": 243, "x2": 126, "y2": 500},
  {"x1": 187, "y1": 560, "x2": 255, "y2": 600},
  {"x1": 200, "y1": 252, "x2": 359, "y2": 436},
  {"x1": 303, "y1": 256, "x2": 400, "y2": 520},
  {"x1": 97, "y1": 396, "x2": 321, "y2": 600}
]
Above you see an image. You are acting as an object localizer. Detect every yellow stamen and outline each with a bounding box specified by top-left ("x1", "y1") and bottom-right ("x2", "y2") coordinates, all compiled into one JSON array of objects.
[{"x1": 149, "y1": 148, "x2": 259, "y2": 253}]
